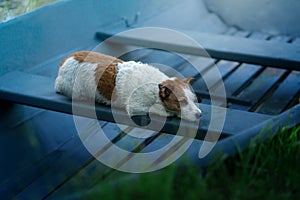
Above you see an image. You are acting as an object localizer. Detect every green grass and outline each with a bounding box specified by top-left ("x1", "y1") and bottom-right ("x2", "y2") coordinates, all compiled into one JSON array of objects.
[{"x1": 83, "y1": 125, "x2": 300, "y2": 200}]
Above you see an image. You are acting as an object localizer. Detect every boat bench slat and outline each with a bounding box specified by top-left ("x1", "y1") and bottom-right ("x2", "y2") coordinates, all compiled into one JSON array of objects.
[
  {"x1": 257, "y1": 71, "x2": 300, "y2": 114},
  {"x1": 96, "y1": 29, "x2": 300, "y2": 71},
  {"x1": 0, "y1": 71, "x2": 271, "y2": 139}
]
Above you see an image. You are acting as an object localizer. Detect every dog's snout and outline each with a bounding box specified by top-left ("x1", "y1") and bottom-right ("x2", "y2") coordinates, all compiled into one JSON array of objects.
[{"x1": 195, "y1": 110, "x2": 201, "y2": 119}]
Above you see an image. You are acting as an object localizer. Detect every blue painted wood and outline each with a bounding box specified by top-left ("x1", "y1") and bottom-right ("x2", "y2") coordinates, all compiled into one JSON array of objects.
[
  {"x1": 221, "y1": 32, "x2": 298, "y2": 112},
  {"x1": 96, "y1": 29, "x2": 300, "y2": 70},
  {"x1": 114, "y1": 128, "x2": 152, "y2": 152},
  {"x1": 134, "y1": 49, "x2": 215, "y2": 79},
  {"x1": 248, "y1": 31, "x2": 270, "y2": 40},
  {"x1": 233, "y1": 30, "x2": 251, "y2": 38},
  {"x1": 191, "y1": 60, "x2": 241, "y2": 105},
  {"x1": 292, "y1": 37, "x2": 300, "y2": 45},
  {"x1": 257, "y1": 71, "x2": 300, "y2": 114},
  {"x1": 0, "y1": 104, "x2": 43, "y2": 128},
  {"x1": 173, "y1": 56, "x2": 215, "y2": 78},
  {"x1": 237, "y1": 67, "x2": 286, "y2": 111},
  {"x1": 135, "y1": 50, "x2": 187, "y2": 77},
  {"x1": 26, "y1": 48, "x2": 90, "y2": 78},
  {"x1": 0, "y1": 110, "x2": 85, "y2": 198},
  {"x1": 45, "y1": 125, "x2": 160, "y2": 198},
  {"x1": 1, "y1": 144, "x2": 63, "y2": 199},
  {"x1": 192, "y1": 60, "x2": 239, "y2": 90},
  {"x1": 16, "y1": 121, "x2": 125, "y2": 199},
  {"x1": 0, "y1": 112, "x2": 86, "y2": 196},
  {"x1": 16, "y1": 139, "x2": 97, "y2": 199},
  {"x1": 50, "y1": 105, "x2": 300, "y2": 199},
  {"x1": 223, "y1": 27, "x2": 238, "y2": 35},
  {"x1": 140, "y1": 134, "x2": 175, "y2": 153},
  {"x1": 0, "y1": 0, "x2": 177, "y2": 76},
  {"x1": 212, "y1": 63, "x2": 262, "y2": 98},
  {"x1": 119, "y1": 49, "x2": 154, "y2": 62},
  {"x1": 0, "y1": 71, "x2": 271, "y2": 139},
  {"x1": 269, "y1": 35, "x2": 291, "y2": 43},
  {"x1": 0, "y1": 0, "x2": 298, "y2": 198}
]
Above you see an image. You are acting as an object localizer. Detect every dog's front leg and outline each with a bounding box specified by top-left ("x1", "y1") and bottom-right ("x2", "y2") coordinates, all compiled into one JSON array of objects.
[
  {"x1": 126, "y1": 101, "x2": 172, "y2": 118},
  {"x1": 148, "y1": 103, "x2": 173, "y2": 118}
]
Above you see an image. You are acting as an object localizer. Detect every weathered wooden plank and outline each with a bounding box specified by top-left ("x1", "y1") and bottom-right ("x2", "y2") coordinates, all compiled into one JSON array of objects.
[
  {"x1": 233, "y1": 30, "x2": 251, "y2": 38},
  {"x1": 285, "y1": 94, "x2": 300, "y2": 110},
  {"x1": 192, "y1": 60, "x2": 239, "y2": 93},
  {"x1": 172, "y1": 55, "x2": 215, "y2": 78},
  {"x1": 0, "y1": 144, "x2": 63, "y2": 199},
  {"x1": 256, "y1": 71, "x2": 300, "y2": 114},
  {"x1": 47, "y1": 126, "x2": 160, "y2": 198},
  {"x1": 227, "y1": 32, "x2": 292, "y2": 112},
  {"x1": 16, "y1": 122, "x2": 122, "y2": 199},
  {"x1": 0, "y1": 71, "x2": 271, "y2": 138},
  {"x1": 236, "y1": 67, "x2": 286, "y2": 111},
  {"x1": 145, "y1": 137, "x2": 192, "y2": 168},
  {"x1": 46, "y1": 159, "x2": 110, "y2": 199},
  {"x1": 25, "y1": 48, "x2": 84, "y2": 78},
  {"x1": 49, "y1": 131, "x2": 200, "y2": 199},
  {"x1": 292, "y1": 37, "x2": 300, "y2": 45},
  {"x1": 51, "y1": 104, "x2": 300, "y2": 199},
  {"x1": 97, "y1": 29, "x2": 300, "y2": 70},
  {"x1": 16, "y1": 138, "x2": 93, "y2": 199},
  {"x1": 114, "y1": 127, "x2": 156, "y2": 152},
  {"x1": 0, "y1": 110, "x2": 82, "y2": 199},
  {"x1": 248, "y1": 31, "x2": 270, "y2": 40},
  {"x1": 212, "y1": 63, "x2": 262, "y2": 97},
  {"x1": 205, "y1": 29, "x2": 250, "y2": 107},
  {"x1": 227, "y1": 103, "x2": 250, "y2": 111},
  {"x1": 0, "y1": 71, "x2": 205, "y2": 139},
  {"x1": 209, "y1": 30, "x2": 268, "y2": 108},
  {"x1": 121, "y1": 48, "x2": 215, "y2": 78},
  {"x1": 137, "y1": 50, "x2": 187, "y2": 77},
  {"x1": 27, "y1": 47, "x2": 155, "y2": 79},
  {"x1": 1, "y1": 116, "x2": 107, "y2": 199},
  {"x1": 0, "y1": 104, "x2": 44, "y2": 128},
  {"x1": 139, "y1": 49, "x2": 184, "y2": 67},
  {"x1": 140, "y1": 133, "x2": 176, "y2": 153},
  {"x1": 119, "y1": 48, "x2": 154, "y2": 61},
  {"x1": 223, "y1": 27, "x2": 238, "y2": 36},
  {"x1": 269, "y1": 35, "x2": 291, "y2": 43},
  {"x1": 174, "y1": 58, "x2": 249, "y2": 106}
]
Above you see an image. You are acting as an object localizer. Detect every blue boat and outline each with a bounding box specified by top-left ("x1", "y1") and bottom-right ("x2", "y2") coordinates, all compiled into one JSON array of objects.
[{"x1": 0, "y1": 0, "x2": 299, "y2": 198}]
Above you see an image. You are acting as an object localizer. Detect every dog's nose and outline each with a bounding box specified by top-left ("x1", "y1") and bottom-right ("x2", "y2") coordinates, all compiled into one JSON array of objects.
[{"x1": 195, "y1": 110, "x2": 201, "y2": 118}]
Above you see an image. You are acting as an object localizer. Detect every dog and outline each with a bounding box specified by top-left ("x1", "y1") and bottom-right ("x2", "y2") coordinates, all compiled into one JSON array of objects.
[{"x1": 55, "y1": 51, "x2": 201, "y2": 121}]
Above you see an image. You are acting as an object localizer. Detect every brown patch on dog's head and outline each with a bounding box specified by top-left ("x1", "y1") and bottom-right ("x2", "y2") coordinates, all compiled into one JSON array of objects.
[{"x1": 158, "y1": 77, "x2": 194, "y2": 112}]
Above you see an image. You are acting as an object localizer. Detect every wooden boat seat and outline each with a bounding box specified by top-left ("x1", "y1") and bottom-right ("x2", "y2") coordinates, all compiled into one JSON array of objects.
[{"x1": 0, "y1": 71, "x2": 272, "y2": 140}]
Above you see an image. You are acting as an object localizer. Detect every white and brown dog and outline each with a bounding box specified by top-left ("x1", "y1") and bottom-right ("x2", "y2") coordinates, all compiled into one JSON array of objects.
[{"x1": 55, "y1": 51, "x2": 201, "y2": 121}]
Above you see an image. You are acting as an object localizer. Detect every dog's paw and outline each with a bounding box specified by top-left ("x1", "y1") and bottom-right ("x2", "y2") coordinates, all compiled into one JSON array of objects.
[{"x1": 149, "y1": 103, "x2": 171, "y2": 118}]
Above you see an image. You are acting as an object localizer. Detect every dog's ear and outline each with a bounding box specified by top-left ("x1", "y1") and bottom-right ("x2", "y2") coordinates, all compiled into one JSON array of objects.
[
  {"x1": 159, "y1": 83, "x2": 172, "y2": 98},
  {"x1": 183, "y1": 77, "x2": 194, "y2": 84}
]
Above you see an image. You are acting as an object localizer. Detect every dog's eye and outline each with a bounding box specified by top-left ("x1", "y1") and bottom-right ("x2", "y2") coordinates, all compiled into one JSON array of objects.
[{"x1": 179, "y1": 98, "x2": 188, "y2": 105}]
